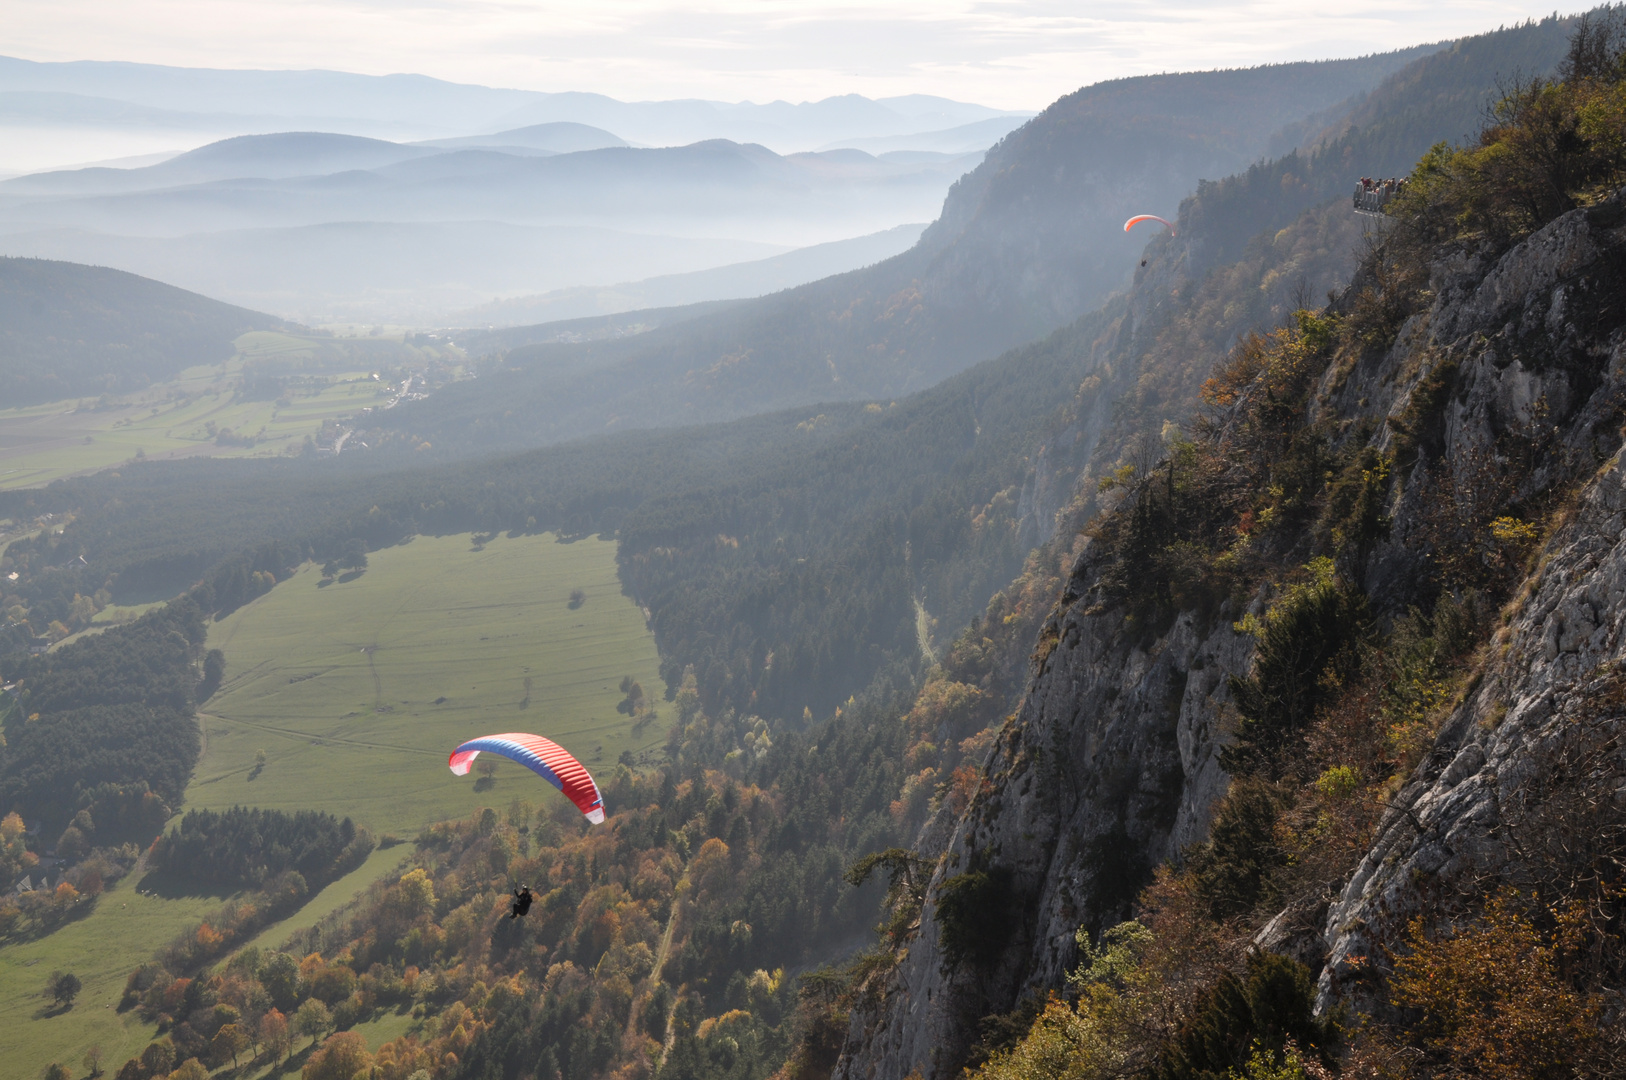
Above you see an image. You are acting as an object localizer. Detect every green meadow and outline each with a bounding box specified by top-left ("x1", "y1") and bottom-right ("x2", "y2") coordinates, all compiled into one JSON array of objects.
[
  {"x1": 0, "y1": 330, "x2": 458, "y2": 490},
  {"x1": 0, "y1": 846, "x2": 411, "y2": 1080},
  {"x1": 0, "y1": 876, "x2": 225, "y2": 1078},
  {"x1": 2, "y1": 529, "x2": 664, "y2": 1076},
  {"x1": 194, "y1": 530, "x2": 668, "y2": 834}
]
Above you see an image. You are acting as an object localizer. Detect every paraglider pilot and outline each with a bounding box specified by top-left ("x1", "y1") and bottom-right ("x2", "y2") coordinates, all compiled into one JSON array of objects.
[{"x1": 510, "y1": 884, "x2": 534, "y2": 919}]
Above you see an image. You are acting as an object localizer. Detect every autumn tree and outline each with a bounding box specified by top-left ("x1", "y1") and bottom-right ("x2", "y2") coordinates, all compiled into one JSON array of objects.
[
  {"x1": 294, "y1": 997, "x2": 332, "y2": 1046},
  {"x1": 259, "y1": 952, "x2": 299, "y2": 1011},
  {"x1": 211, "y1": 1022, "x2": 250, "y2": 1067},
  {"x1": 168, "y1": 1059, "x2": 209, "y2": 1080},
  {"x1": 303, "y1": 1031, "x2": 372, "y2": 1080},
  {"x1": 1384, "y1": 892, "x2": 1603, "y2": 1079},
  {"x1": 1, "y1": 812, "x2": 38, "y2": 885},
  {"x1": 258, "y1": 1007, "x2": 290, "y2": 1060},
  {"x1": 391, "y1": 867, "x2": 436, "y2": 922},
  {"x1": 139, "y1": 1039, "x2": 175, "y2": 1077}
]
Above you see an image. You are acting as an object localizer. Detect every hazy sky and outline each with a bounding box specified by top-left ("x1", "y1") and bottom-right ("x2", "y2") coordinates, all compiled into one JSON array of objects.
[{"x1": 6, "y1": 0, "x2": 1576, "y2": 109}]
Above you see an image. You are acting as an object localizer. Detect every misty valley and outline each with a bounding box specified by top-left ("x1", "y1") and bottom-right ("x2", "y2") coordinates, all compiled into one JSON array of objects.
[{"x1": 7, "y1": 9, "x2": 1626, "y2": 1080}]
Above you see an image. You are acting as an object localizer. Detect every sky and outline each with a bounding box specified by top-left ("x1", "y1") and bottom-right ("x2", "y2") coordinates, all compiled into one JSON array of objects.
[{"x1": 3, "y1": 0, "x2": 1583, "y2": 110}]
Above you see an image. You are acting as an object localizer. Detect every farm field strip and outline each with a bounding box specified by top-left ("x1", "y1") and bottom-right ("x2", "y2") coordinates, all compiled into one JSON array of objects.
[
  {"x1": 0, "y1": 872, "x2": 225, "y2": 1078},
  {"x1": 194, "y1": 531, "x2": 669, "y2": 835},
  {"x1": 0, "y1": 330, "x2": 457, "y2": 489}
]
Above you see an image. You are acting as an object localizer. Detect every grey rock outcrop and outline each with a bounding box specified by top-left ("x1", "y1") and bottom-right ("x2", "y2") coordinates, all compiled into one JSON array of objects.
[
  {"x1": 834, "y1": 598, "x2": 1256, "y2": 1080},
  {"x1": 1319, "y1": 438, "x2": 1626, "y2": 1009},
  {"x1": 835, "y1": 195, "x2": 1626, "y2": 1080},
  {"x1": 1311, "y1": 200, "x2": 1626, "y2": 1012}
]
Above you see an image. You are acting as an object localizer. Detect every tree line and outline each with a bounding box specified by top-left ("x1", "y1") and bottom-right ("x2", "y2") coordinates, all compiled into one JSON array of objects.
[{"x1": 149, "y1": 807, "x2": 373, "y2": 891}]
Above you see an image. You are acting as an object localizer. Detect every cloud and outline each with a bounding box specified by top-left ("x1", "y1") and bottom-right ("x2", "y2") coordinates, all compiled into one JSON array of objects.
[{"x1": 3, "y1": 0, "x2": 1572, "y2": 109}]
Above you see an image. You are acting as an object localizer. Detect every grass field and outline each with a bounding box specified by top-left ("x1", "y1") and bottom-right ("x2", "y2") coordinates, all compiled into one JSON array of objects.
[
  {"x1": 0, "y1": 330, "x2": 460, "y2": 490},
  {"x1": 0, "y1": 871, "x2": 225, "y2": 1078},
  {"x1": 237, "y1": 844, "x2": 411, "y2": 955},
  {"x1": 3, "y1": 529, "x2": 666, "y2": 1076},
  {"x1": 0, "y1": 845, "x2": 413, "y2": 1080},
  {"x1": 194, "y1": 530, "x2": 669, "y2": 835}
]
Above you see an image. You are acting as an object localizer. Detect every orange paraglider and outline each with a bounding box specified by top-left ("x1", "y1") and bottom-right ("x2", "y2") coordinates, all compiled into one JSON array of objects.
[{"x1": 1124, "y1": 214, "x2": 1176, "y2": 236}]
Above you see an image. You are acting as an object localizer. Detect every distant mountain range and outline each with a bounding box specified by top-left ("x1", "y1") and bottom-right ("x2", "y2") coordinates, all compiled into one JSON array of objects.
[
  {"x1": 362, "y1": 41, "x2": 1473, "y2": 453},
  {"x1": 0, "y1": 58, "x2": 1023, "y2": 323},
  {"x1": 0, "y1": 133, "x2": 982, "y2": 239},
  {"x1": 0, "y1": 129, "x2": 976, "y2": 321},
  {"x1": 0, "y1": 55, "x2": 1032, "y2": 161},
  {"x1": 413, "y1": 121, "x2": 628, "y2": 155},
  {"x1": 0, "y1": 222, "x2": 794, "y2": 326}
]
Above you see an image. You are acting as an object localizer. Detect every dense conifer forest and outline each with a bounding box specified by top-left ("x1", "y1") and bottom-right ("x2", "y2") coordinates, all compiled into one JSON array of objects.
[
  {"x1": 151, "y1": 808, "x2": 373, "y2": 892},
  {"x1": 0, "y1": 600, "x2": 207, "y2": 829}
]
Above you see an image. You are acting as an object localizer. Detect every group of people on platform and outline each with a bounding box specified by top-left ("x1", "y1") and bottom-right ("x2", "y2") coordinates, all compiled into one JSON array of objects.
[{"x1": 1354, "y1": 175, "x2": 1407, "y2": 213}]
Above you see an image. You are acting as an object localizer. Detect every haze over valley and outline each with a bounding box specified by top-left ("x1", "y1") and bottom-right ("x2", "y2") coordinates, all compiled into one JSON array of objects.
[
  {"x1": 0, "y1": 60, "x2": 1035, "y2": 324},
  {"x1": 8, "y1": 7, "x2": 1626, "y2": 1080}
]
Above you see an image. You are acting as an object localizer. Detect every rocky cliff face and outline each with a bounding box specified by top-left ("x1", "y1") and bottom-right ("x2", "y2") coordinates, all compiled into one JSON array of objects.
[
  {"x1": 833, "y1": 603, "x2": 1254, "y2": 1080},
  {"x1": 1315, "y1": 199, "x2": 1626, "y2": 1012},
  {"x1": 834, "y1": 194, "x2": 1626, "y2": 1080}
]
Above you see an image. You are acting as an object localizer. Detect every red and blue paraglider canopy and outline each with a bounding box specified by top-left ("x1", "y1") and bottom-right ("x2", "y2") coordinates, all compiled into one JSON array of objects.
[
  {"x1": 1124, "y1": 214, "x2": 1176, "y2": 236},
  {"x1": 449, "y1": 732, "x2": 605, "y2": 824}
]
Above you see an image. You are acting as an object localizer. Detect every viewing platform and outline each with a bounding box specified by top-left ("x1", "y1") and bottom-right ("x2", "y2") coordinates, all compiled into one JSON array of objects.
[{"x1": 1354, "y1": 176, "x2": 1405, "y2": 217}]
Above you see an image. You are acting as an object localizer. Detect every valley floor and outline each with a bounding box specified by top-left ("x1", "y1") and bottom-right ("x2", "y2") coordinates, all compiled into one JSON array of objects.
[{"x1": 3, "y1": 529, "x2": 666, "y2": 1075}]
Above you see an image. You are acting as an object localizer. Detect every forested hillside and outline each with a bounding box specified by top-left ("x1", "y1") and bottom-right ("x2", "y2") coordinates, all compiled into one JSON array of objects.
[
  {"x1": 2, "y1": 298, "x2": 1114, "y2": 721},
  {"x1": 1048, "y1": 13, "x2": 1577, "y2": 506},
  {"x1": 2, "y1": 13, "x2": 1572, "y2": 765},
  {"x1": 0, "y1": 599, "x2": 207, "y2": 831},
  {"x1": 836, "y1": 13, "x2": 1626, "y2": 1080},
  {"x1": 0, "y1": 258, "x2": 289, "y2": 405}
]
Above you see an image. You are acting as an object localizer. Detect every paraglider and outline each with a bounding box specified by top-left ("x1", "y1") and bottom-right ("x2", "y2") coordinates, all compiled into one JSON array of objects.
[
  {"x1": 1124, "y1": 214, "x2": 1176, "y2": 236},
  {"x1": 448, "y1": 732, "x2": 606, "y2": 823},
  {"x1": 509, "y1": 884, "x2": 534, "y2": 919}
]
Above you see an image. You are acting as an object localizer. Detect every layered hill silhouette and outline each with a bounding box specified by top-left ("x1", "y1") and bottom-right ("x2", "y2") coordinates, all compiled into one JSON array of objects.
[
  {"x1": 1, "y1": 132, "x2": 441, "y2": 193},
  {"x1": 0, "y1": 55, "x2": 1028, "y2": 149},
  {"x1": 363, "y1": 39, "x2": 1516, "y2": 454},
  {"x1": 0, "y1": 135, "x2": 979, "y2": 236},
  {"x1": 0, "y1": 134, "x2": 977, "y2": 321},
  {"x1": 0, "y1": 256, "x2": 289, "y2": 405}
]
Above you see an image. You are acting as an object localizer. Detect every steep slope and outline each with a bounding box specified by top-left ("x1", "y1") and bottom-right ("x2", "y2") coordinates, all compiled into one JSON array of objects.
[
  {"x1": 0, "y1": 256, "x2": 289, "y2": 405},
  {"x1": 1314, "y1": 202, "x2": 1626, "y2": 1013},
  {"x1": 1057, "y1": 13, "x2": 1577, "y2": 489},
  {"x1": 833, "y1": 33, "x2": 1626, "y2": 1080}
]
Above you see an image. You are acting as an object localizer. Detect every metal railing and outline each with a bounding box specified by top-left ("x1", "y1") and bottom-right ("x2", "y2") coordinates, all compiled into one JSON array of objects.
[{"x1": 1353, "y1": 180, "x2": 1404, "y2": 215}]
